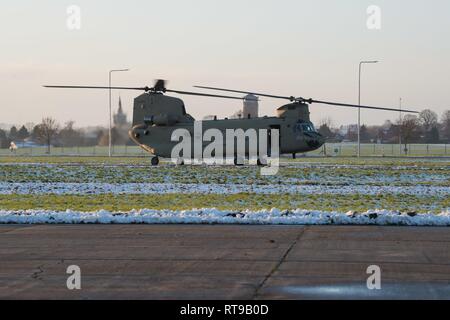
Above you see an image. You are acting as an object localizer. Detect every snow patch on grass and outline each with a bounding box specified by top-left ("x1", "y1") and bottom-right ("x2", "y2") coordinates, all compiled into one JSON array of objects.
[
  {"x1": 1, "y1": 208, "x2": 449, "y2": 226},
  {"x1": 1, "y1": 182, "x2": 449, "y2": 196}
]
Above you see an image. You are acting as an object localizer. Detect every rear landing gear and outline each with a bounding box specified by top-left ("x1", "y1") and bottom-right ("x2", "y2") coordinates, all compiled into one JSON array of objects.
[
  {"x1": 233, "y1": 156, "x2": 244, "y2": 166},
  {"x1": 151, "y1": 156, "x2": 159, "y2": 166}
]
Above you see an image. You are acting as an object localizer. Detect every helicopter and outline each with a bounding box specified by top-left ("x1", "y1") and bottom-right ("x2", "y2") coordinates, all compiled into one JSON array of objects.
[{"x1": 44, "y1": 79, "x2": 419, "y2": 166}]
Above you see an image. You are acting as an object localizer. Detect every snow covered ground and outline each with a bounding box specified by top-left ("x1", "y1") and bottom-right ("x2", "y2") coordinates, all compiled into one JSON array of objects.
[
  {"x1": 1, "y1": 208, "x2": 449, "y2": 226},
  {"x1": 1, "y1": 159, "x2": 449, "y2": 225},
  {"x1": 1, "y1": 182, "x2": 449, "y2": 196},
  {"x1": 2, "y1": 162, "x2": 449, "y2": 186}
]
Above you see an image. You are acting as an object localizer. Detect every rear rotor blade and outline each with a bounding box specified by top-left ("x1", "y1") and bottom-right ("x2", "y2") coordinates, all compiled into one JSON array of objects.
[
  {"x1": 194, "y1": 85, "x2": 419, "y2": 113},
  {"x1": 306, "y1": 99, "x2": 419, "y2": 113},
  {"x1": 194, "y1": 85, "x2": 294, "y2": 101}
]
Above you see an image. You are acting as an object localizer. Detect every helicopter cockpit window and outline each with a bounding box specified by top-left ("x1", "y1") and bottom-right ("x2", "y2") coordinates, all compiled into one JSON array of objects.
[{"x1": 301, "y1": 123, "x2": 315, "y2": 132}]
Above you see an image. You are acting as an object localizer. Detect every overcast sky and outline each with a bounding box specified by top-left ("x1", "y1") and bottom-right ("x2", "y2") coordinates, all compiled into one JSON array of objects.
[{"x1": 1, "y1": 0, "x2": 449, "y2": 128}]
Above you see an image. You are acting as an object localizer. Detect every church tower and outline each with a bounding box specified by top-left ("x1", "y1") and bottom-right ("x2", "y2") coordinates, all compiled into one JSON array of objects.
[{"x1": 113, "y1": 96, "x2": 127, "y2": 126}]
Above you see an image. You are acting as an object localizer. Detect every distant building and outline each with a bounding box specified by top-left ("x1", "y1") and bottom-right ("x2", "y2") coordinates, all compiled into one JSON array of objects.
[
  {"x1": 243, "y1": 94, "x2": 258, "y2": 118},
  {"x1": 229, "y1": 94, "x2": 259, "y2": 119},
  {"x1": 105, "y1": 96, "x2": 132, "y2": 146},
  {"x1": 113, "y1": 96, "x2": 127, "y2": 127}
]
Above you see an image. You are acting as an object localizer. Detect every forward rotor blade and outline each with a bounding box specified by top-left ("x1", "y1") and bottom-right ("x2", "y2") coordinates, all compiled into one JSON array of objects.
[
  {"x1": 167, "y1": 89, "x2": 245, "y2": 100},
  {"x1": 194, "y1": 85, "x2": 293, "y2": 100},
  {"x1": 307, "y1": 99, "x2": 419, "y2": 113},
  {"x1": 44, "y1": 85, "x2": 151, "y2": 91},
  {"x1": 44, "y1": 85, "x2": 244, "y2": 100}
]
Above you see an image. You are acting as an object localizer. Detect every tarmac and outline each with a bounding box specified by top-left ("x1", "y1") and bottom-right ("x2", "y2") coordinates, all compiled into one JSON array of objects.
[{"x1": 0, "y1": 224, "x2": 449, "y2": 299}]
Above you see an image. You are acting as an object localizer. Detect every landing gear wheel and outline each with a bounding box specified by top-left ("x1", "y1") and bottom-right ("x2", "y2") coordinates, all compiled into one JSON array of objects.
[
  {"x1": 151, "y1": 156, "x2": 159, "y2": 166},
  {"x1": 176, "y1": 158, "x2": 185, "y2": 165},
  {"x1": 257, "y1": 158, "x2": 266, "y2": 166}
]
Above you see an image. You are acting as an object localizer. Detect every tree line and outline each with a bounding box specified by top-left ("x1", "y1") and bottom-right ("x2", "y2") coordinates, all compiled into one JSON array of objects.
[
  {"x1": 318, "y1": 109, "x2": 450, "y2": 146},
  {"x1": 1, "y1": 109, "x2": 450, "y2": 152},
  {"x1": 0, "y1": 118, "x2": 131, "y2": 152}
]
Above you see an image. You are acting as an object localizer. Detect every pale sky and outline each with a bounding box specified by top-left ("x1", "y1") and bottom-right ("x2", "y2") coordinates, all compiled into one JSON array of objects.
[{"x1": 1, "y1": 0, "x2": 449, "y2": 128}]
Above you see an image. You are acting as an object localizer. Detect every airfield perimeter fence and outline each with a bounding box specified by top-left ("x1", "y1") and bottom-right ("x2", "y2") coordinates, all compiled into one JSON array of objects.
[{"x1": 1, "y1": 143, "x2": 450, "y2": 157}]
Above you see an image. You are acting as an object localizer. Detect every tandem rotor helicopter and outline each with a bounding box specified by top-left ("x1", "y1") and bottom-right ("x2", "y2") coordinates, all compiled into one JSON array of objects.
[{"x1": 44, "y1": 79, "x2": 418, "y2": 165}]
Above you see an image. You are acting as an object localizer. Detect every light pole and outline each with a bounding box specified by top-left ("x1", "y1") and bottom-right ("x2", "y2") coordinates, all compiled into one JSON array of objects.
[
  {"x1": 399, "y1": 97, "x2": 402, "y2": 155},
  {"x1": 358, "y1": 60, "x2": 378, "y2": 157},
  {"x1": 109, "y1": 68, "x2": 129, "y2": 157}
]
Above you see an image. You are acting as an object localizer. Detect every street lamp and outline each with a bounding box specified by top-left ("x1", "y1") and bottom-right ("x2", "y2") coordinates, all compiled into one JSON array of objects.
[
  {"x1": 358, "y1": 60, "x2": 378, "y2": 157},
  {"x1": 109, "y1": 68, "x2": 130, "y2": 157},
  {"x1": 399, "y1": 97, "x2": 402, "y2": 155}
]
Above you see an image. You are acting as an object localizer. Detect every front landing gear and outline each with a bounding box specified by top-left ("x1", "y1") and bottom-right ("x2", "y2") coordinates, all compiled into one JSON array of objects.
[
  {"x1": 257, "y1": 158, "x2": 267, "y2": 166},
  {"x1": 151, "y1": 156, "x2": 159, "y2": 166}
]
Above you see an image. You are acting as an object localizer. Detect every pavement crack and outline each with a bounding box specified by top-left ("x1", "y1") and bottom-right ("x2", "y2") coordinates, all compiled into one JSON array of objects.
[
  {"x1": 31, "y1": 265, "x2": 44, "y2": 281},
  {"x1": 253, "y1": 227, "x2": 307, "y2": 299},
  {"x1": 422, "y1": 251, "x2": 433, "y2": 264}
]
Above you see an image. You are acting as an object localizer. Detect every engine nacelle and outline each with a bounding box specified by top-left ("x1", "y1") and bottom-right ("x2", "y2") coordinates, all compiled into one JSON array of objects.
[{"x1": 276, "y1": 102, "x2": 311, "y2": 121}]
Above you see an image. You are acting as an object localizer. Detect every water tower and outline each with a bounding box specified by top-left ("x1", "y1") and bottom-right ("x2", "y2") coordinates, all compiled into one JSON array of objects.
[{"x1": 242, "y1": 94, "x2": 258, "y2": 118}]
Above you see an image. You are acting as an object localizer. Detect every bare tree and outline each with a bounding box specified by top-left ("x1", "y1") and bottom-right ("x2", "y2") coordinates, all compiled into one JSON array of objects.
[
  {"x1": 97, "y1": 127, "x2": 122, "y2": 146},
  {"x1": 58, "y1": 121, "x2": 82, "y2": 147},
  {"x1": 318, "y1": 117, "x2": 334, "y2": 139},
  {"x1": 34, "y1": 117, "x2": 59, "y2": 153},
  {"x1": 17, "y1": 125, "x2": 29, "y2": 141},
  {"x1": 0, "y1": 129, "x2": 8, "y2": 148},
  {"x1": 8, "y1": 126, "x2": 18, "y2": 141},
  {"x1": 319, "y1": 117, "x2": 334, "y2": 129},
  {"x1": 441, "y1": 110, "x2": 450, "y2": 142},
  {"x1": 398, "y1": 114, "x2": 419, "y2": 154},
  {"x1": 419, "y1": 109, "x2": 438, "y2": 132},
  {"x1": 24, "y1": 122, "x2": 35, "y2": 135}
]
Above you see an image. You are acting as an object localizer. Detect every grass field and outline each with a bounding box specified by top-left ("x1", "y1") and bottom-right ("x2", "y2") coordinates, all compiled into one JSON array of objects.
[
  {"x1": 1, "y1": 143, "x2": 449, "y2": 157},
  {"x1": 0, "y1": 156, "x2": 449, "y2": 214}
]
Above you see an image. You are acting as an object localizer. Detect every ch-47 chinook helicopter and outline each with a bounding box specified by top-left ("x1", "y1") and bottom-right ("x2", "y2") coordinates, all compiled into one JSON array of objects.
[{"x1": 45, "y1": 79, "x2": 418, "y2": 165}]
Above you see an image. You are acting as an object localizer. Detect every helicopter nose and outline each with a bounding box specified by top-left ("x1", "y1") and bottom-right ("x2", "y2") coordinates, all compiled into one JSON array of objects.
[
  {"x1": 306, "y1": 133, "x2": 325, "y2": 149},
  {"x1": 317, "y1": 134, "x2": 326, "y2": 147}
]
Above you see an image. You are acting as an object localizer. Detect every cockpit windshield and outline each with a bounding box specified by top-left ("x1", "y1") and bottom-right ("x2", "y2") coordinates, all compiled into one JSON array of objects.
[{"x1": 301, "y1": 123, "x2": 316, "y2": 133}]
